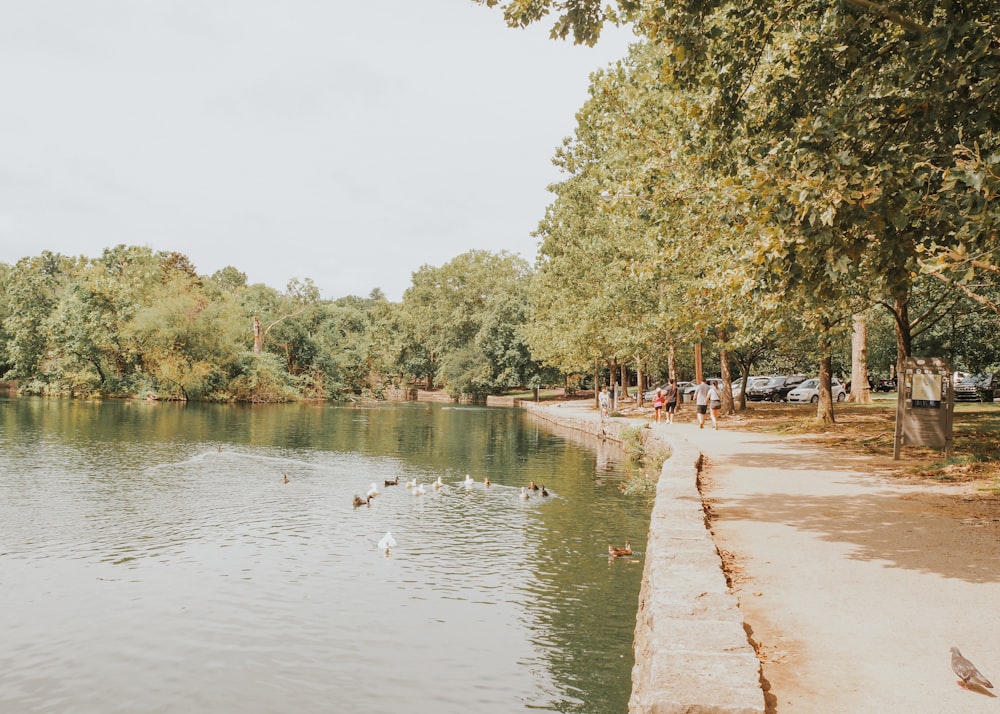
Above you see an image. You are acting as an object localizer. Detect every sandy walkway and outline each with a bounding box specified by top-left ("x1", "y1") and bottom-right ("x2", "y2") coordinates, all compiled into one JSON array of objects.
[{"x1": 666, "y1": 419, "x2": 1000, "y2": 713}]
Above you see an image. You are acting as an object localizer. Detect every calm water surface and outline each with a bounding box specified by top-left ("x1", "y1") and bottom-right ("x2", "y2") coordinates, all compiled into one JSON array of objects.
[{"x1": 0, "y1": 398, "x2": 650, "y2": 713}]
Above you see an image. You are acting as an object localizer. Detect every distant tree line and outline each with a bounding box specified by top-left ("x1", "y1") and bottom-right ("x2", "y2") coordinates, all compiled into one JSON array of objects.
[
  {"x1": 0, "y1": 245, "x2": 555, "y2": 402},
  {"x1": 0, "y1": 238, "x2": 995, "y2": 405}
]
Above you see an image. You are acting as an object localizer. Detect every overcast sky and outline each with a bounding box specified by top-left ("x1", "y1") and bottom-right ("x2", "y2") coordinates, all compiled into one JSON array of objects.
[{"x1": 0, "y1": 1, "x2": 633, "y2": 301}]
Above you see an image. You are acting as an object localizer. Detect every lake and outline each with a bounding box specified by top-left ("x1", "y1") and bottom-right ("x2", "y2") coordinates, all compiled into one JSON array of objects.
[{"x1": 0, "y1": 397, "x2": 650, "y2": 713}]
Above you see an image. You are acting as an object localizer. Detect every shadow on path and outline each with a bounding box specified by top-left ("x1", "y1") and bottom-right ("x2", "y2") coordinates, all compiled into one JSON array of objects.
[{"x1": 713, "y1": 488, "x2": 1000, "y2": 584}]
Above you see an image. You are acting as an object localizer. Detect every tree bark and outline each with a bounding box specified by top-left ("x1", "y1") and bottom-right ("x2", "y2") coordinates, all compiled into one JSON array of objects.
[
  {"x1": 892, "y1": 294, "x2": 913, "y2": 381},
  {"x1": 849, "y1": 313, "x2": 873, "y2": 403},
  {"x1": 817, "y1": 348, "x2": 836, "y2": 424},
  {"x1": 594, "y1": 359, "x2": 600, "y2": 410},
  {"x1": 716, "y1": 327, "x2": 735, "y2": 414}
]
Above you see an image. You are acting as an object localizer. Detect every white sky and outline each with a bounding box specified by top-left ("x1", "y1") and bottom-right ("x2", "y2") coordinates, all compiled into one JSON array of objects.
[{"x1": 0, "y1": 1, "x2": 633, "y2": 301}]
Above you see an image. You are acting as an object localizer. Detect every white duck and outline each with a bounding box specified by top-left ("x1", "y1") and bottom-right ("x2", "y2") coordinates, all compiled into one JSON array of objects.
[
  {"x1": 464, "y1": 474, "x2": 474, "y2": 487},
  {"x1": 378, "y1": 531, "x2": 397, "y2": 555},
  {"x1": 520, "y1": 486, "x2": 530, "y2": 500},
  {"x1": 413, "y1": 482, "x2": 426, "y2": 496},
  {"x1": 366, "y1": 482, "x2": 379, "y2": 499},
  {"x1": 405, "y1": 478, "x2": 417, "y2": 489},
  {"x1": 433, "y1": 476, "x2": 444, "y2": 490}
]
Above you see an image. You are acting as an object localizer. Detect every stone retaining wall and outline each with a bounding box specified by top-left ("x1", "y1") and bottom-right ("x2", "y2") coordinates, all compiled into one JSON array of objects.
[{"x1": 521, "y1": 402, "x2": 764, "y2": 714}]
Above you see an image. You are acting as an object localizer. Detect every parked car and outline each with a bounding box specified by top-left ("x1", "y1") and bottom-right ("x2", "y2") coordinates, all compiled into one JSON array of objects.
[
  {"x1": 786, "y1": 378, "x2": 847, "y2": 404},
  {"x1": 874, "y1": 378, "x2": 897, "y2": 392},
  {"x1": 733, "y1": 376, "x2": 771, "y2": 398},
  {"x1": 979, "y1": 374, "x2": 1000, "y2": 402},
  {"x1": 955, "y1": 373, "x2": 998, "y2": 402},
  {"x1": 643, "y1": 381, "x2": 692, "y2": 401},
  {"x1": 747, "y1": 374, "x2": 807, "y2": 402}
]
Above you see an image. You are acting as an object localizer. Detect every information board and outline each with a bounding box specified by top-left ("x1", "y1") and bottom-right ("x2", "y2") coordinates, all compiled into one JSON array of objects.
[{"x1": 894, "y1": 357, "x2": 954, "y2": 458}]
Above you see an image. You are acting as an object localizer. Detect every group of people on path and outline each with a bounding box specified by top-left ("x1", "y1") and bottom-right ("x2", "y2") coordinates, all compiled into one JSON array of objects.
[
  {"x1": 651, "y1": 377, "x2": 722, "y2": 429},
  {"x1": 651, "y1": 380, "x2": 679, "y2": 424}
]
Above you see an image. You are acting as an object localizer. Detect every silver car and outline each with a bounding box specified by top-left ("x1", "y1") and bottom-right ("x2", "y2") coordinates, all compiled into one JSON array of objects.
[{"x1": 786, "y1": 378, "x2": 847, "y2": 403}]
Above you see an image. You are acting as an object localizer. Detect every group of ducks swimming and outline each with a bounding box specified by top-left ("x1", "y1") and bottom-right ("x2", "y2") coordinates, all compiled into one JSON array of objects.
[
  {"x1": 288, "y1": 469, "x2": 631, "y2": 561},
  {"x1": 353, "y1": 474, "x2": 554, "y2": 509}
]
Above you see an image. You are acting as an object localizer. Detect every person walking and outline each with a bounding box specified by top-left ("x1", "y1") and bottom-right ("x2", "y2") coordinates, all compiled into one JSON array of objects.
[
  {"x1": 707, "y1": 380, "x2": 722, "y2": 430},
  {"x1": 693, "y1": 377, "x2": 711, "y2": 429},
  {"x1": 652, "y1": 388, "x2": 665, "y2": 423},
  {"x1": 598, "y1": 385, "x2": 610, "y2": 420},
  {"x1": 663, "y1": 379, "x2": 678, "y2": 424}
]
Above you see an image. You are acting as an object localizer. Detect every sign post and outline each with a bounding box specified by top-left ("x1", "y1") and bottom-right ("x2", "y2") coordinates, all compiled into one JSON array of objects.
[{"x1": 893, "y1": 357, "x2": 954, "y2": 459}]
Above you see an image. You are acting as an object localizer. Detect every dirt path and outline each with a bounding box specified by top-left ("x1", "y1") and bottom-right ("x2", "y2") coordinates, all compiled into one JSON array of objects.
[{"x1": 670, "y1": 421, "x2": 1000, "y2": 713}]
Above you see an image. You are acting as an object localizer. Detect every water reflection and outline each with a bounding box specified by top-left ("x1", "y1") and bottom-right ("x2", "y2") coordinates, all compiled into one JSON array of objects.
[{"x1": 0, "y1": 398, "x2": 650, "y2": 713}]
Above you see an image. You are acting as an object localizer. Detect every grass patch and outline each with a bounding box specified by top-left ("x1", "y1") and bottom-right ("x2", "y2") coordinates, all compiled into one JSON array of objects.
[{"x1": 617, "y1": 426, "x2": 670, "y2": 499}]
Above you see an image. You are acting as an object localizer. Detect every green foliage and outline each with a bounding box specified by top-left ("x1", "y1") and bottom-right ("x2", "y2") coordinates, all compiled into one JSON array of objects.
[{"x1": 619, "y1": 425, "x2": 646, "y2": 463}]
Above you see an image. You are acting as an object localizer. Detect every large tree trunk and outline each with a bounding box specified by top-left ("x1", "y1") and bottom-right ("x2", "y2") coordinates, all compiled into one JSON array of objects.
[
  {"x1": 816, "y1": 346, "x2": 836, "y2": 424},
  {"x1": 716, "y1": 328, "x2": 734, "y2": 414},
  {"x1": 594, "y1": 359, "x2": 600, "y2": 410},
  {"x1": 668, "y1": 343, "x2": 677, "y2": 383},
  {"x1": 694, "y1": 342, "x2": 704, "y2": 384},
  {"x1": 892, "y1": 294, "x2": 913, "y2": 380},
  {"x1": 849, "y1": 313, "x2": 872, "y2": 403},
  {"x1": 636, "y1": 357, "x2": 644, "y2": 406}
]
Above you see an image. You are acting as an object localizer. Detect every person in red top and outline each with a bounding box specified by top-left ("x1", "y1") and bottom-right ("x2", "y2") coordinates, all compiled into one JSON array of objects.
[{"x1": 652, "y1": 388, "x2": 665, "y2": 423}]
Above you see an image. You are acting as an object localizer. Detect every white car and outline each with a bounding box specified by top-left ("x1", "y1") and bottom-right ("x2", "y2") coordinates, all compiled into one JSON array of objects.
[
  {"x1": 786, "y1": 378, "x2": 847, "y2": 403},
  {"x1": 732, "y1": 376, "x2": 771, "y2": 398}
]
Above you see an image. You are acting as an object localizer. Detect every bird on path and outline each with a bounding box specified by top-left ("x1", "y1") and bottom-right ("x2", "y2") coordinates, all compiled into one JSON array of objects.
[{"x1": 951, "y1": 647, "x2": 993, "y2": 690}]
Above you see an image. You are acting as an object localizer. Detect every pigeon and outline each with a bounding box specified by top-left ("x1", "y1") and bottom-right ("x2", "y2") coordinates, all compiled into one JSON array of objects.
[{"x1": 951, "y1": 647, "x2": 993, "y2": 690}]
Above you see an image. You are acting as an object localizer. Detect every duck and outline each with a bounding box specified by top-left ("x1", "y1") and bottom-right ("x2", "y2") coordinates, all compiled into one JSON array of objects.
[
  {"x1": 520, "y1": 486, "x2": 530, "y2": 500},
  {"x1": 378, "y1": 531, "x2": 397, "y2": 555},
  {"x1": 384, "y1": 476, "x2": 399, "y2": 487},
  {"x1": 464, "y1": 474, "x2": 474, "y2": 487},
  {"x1": 281, "y1": 473, "x2": 290, "y2": 484},
  {"x1": 366, "y1": 483, "x2": 379, "y2": 499},
  {"x1": 483, "y1": 476, "x2": 491, "y2": 487},
  {"x1": 405, "y1": 478, "x2": 417, "y2": 489},
  {"x1": 433, "y1": 476, "x2": 444, "y2": 490},
  {"x1": 540, "y1": 485, "x2": 548, "y2": 497},
  {"x1": 608, "y1": 540, "x2": 633, "y2": 558},
  {"x1": 528, "y1": 480, "x2": 540, "y2": 492},
  {"x1": 353, "y1": 494, "x2": 371, "y2": 509}
]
